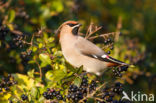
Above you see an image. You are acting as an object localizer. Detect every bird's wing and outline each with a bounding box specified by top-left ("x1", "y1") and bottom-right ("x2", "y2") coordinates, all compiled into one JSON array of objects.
[{"x1": 75, "y1": 36, "x2": 127, "y2": 66}]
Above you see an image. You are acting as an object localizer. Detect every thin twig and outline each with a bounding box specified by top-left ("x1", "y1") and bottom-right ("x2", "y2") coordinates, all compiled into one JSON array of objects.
[
  {"x1": 0, "y1": 0, "x2": 11, "y2": 9},
  {"x1": 85, "y1": 26, "x2": 102, "y2": 39},
  {"x1": 35, "y1": 59, "x2": 42, "y2": 81},
  {"x1": 88, "y1": 32, "x2": 120, "y2": 41},
  {"x1": 10, "y1": 30, "x2": 23, "y2": 35},
  {"x1": 79, "y1": 82, "x2": 107, "y2": 103},
  {"x1": 30, "y1": 33, "x2": 34, "y2": 45},
  {"x1": 85, "y1": 22, "x2": 93, "y2": 38},
  {"x1": 115, "y1": 16, "x2": 122, "y2": 42}
]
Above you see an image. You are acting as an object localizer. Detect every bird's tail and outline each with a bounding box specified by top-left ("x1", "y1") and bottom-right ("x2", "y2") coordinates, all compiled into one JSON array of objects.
[{"x1": 106, "y1": 56, "x2": 130, "y2": 67}]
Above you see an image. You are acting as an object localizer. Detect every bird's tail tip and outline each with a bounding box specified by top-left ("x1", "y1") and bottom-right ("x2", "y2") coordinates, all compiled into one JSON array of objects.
[{"x1": 121, "y1": 63, "x2": 135, "y2": 68}]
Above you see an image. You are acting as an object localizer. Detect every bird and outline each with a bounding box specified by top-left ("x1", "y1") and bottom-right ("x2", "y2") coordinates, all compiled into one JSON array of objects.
[{"x1": 56, "y1": 21, "x2": 128, "y2": 76}]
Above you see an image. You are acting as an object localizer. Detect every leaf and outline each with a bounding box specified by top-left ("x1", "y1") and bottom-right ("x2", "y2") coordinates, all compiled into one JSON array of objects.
[
  {"x1": 12, "y1": 73, "x2": 34, "y2": 89},
  {"x1": 65, "y1": 62, "x2": 77, "y2": 73},
  {"x1": 39, "y1": 53, "x2": 52, "y2": 67},
  {"x1": 62, "y1": 75, "x2": 75, "y2": 83},
  {"x1": 32, "y1": 46, "x2": 38, "y2": 52},
  {"x1": 52, "y1": 70, "x2": 66, "y2": 82},
  {"x1": 76, "y1": 65, "x2": 83, "y2": 74},
  {"x1": 38, "y1": 96, "x2": 45, "y2": 103},
  {"x1": 8, "y1": 10, "x2": 15, "y2": 23},
  {"x1": 27, "y1": 69, "x2": 34, "y2": 78},
  {"x1": 74, "y1": 77, "x2": 82, "y2": 87},
  {"x1": 38, "y1": 43, "x2": 43, "y2": 48},
  {"x1": 87, "y1": 98, "x2": 95, "y2": 103},
  {"x1": 31, "y1": 87, "x2": 39, "y2": 99},
  {"x1": 45, "y1": 70, "x2": 53, "y2": 80},
  {"x1": 48, "y1": 37, "x2": 54, "y2": 42},
  {"x1": 0, "y1": 93, "x2": 11, "y2": 101}
]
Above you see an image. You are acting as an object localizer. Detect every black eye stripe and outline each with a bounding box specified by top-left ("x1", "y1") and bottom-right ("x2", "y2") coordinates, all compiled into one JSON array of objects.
[{"x1": 67, "y1": 23, "x2": 78, "y2": 27}]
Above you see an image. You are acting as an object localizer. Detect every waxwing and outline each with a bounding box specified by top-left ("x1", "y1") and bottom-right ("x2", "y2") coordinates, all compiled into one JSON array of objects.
[{"x1": 56, "y1": 21, "x2": 128, "y2": 76}]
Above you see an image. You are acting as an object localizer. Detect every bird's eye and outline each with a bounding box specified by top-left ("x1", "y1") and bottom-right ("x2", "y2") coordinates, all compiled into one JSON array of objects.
[{"x1": 67, "y1": 23, "x2": 78, "y2": 27}]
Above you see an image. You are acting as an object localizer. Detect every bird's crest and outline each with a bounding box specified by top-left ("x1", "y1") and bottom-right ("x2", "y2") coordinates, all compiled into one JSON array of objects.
[{"x1": 56, "y1": 21, "x2": 78, "y2": 38}]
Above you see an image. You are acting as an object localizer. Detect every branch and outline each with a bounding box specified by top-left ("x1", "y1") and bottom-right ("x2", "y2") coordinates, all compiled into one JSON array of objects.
[{"x1": 88, "y1": 32, "x2": 120, "y2": 41}]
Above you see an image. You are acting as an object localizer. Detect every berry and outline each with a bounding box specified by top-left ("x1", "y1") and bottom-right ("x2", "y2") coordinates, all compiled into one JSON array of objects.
[
  {"x1": 81, "y1": 77, "x2": 88, "y2": 87},
  {"x1": 21, "y1": 94, "x2": 28, "y2": 100},
  {"x1": 107, "y1": 38, "x2": 112, "y2": 42},
  {"x1": 121, "y1": 66, "x2": 128, "y2": 71},
  {"x1": 115, "y1": 82, "x2": 122, "y2": 87},
  {"x1": 110, "y1": 46, "x2": 114, "y2": 50},
  {"x1": 107, "y1": 51, "x2": 111, "y2": 54},
  {"x1": 47, "y1": 88, "x2": 50, "y2": 91},
  {"x1": 104, "y1": 40, "x2": 108, "y2": 44},
  {"x1": 0, "y1": 88, "x2": 2, "y2": 92},
  {"x1": 5, "y1": 87, "x2": 10, "y2": 91},
  {"x1": 56, "y1": 94, "x2": 63, "y2": 100}
]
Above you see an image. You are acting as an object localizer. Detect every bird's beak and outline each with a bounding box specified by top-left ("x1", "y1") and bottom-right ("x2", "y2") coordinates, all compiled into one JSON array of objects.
[
  {"x1": 78, "y1": 23, "x2": 82, "y2": 27},
  {"x1": 73, "y1": 23, "x2": 82, "y2": 28}
]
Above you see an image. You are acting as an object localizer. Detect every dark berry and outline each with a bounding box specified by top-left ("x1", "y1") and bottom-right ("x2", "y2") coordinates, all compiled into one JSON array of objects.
[
  {"x1": 110, "y1": 46, "x2": 114, "y2": 50},
  {"x1": 21, "y1": 94, "x2": 28, "y2": 100},
  {"x1": 47, "y1": 88, "x2": 50, "y2": 91},
  {"x1": 5, "y1": 87, "x2": 10, "y2": 91},
  {"x1": 56, "y1": 94, "x2": 63, "y2": 100},
  {"x1": 107, "y1": 51, "x2": 111, "y2": 54},
  {"x1": 115, "y1": 82, "x2": 122, "y2": 87},
  {"x1": 104, "y1": 40, "x2": 108, "y2": 44},
  {"x1": 107, "y1": 38, "x2": 111, "y2": 42}
]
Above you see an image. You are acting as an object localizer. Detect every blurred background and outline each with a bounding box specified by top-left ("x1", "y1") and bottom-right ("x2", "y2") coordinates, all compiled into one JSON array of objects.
[{"x1": 0, "y1": 0, "x2": 156, "y2": 102}]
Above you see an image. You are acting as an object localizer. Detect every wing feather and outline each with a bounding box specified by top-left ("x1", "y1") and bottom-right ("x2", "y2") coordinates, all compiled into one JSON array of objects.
[{"x1": 75, "y1": 36, "x2": 127, "y2": 66}]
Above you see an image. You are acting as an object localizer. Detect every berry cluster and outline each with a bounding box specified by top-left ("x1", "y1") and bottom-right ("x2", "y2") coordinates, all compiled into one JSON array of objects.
[
  {"x1": 104, "y1": 37, "x2": 114, "y2": 55},
  {"x1": 104, "y1": 38, "x2": 113, "y2": 45},
  {"x1": 42, "y1": 76, "x2": 127, "y2": 103},
  {"x1": 12, "y1": 35, "x2": 24, "y2": 48},
  {"x1": 113, "y1": 82, "x2": 123, "y2": 94},
  {"x1": 95, "y1": 82, "x2": 123, "y2": 103},
  {"x1": 0, "y1": 25, "x2": 9, "y2": 40},
  {"x1": 67, "y1": 77, "x2": 97, "y2": 102},
  {"x1": 89, "y1": 80, "x2": 97, "y2": 92},
  {"x1": 0, "y1": 74, "x2": 17, "y2": 93},
  {"x1": 20, "y1": 50, "x2": 32, "y2": 66},
  {"x1": 43, "y1": 88, "x2": 63, "y2": 101},
  {"x1": 112, "y1": 65, "x2": 129, "y2": 77},
  {"x1": 67, "y1": 84, "x2": 84, "y2": 102},
  {"x1": 21, "y1": 94, "x2": 28, "y2": 101}
]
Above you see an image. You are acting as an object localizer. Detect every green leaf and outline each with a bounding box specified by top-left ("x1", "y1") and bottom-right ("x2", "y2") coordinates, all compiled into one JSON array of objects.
[
  {"x1": 8, "y1": 10, "x2": 15, "y2": 23},
  {"x1": 38, "y1": 96, "x2": 45, "y2": 103},
  {"x1": 76, "y1": 65, "x2": 83, "y2": 74},
  {"x1": 62, "y1": 75, "x2": 75, "y2": 83},
  {"x1": 38, "y1": 43, "x2": 43, "y2": 48},
  {"x1": 31, "y1": 87, "x2": 39, "y2": 99},
  {"x1": 52, "y1": 70, "x2": 66, "y2": 82},
  {"x1": 12, "y1": 73, "x2": 34, "y2": 89},
  {"x1": 45, "y1": 70, "x2": 53, "y2": 80},
  {"x1": 74, "y1": 77, "x2": 82, "y2": 87},
  {"x1": 27, "y1": 69, "x2": 34, "y2": 78},
  {"x1": 65, "y1": 62, "x2": 77, "y2": 73},
  {"x1": 39, "y1": 53, "x2": 52, "y2": 67},
  {"x1": 87, "y1": 98, "x2": 95, "y2": 103}
]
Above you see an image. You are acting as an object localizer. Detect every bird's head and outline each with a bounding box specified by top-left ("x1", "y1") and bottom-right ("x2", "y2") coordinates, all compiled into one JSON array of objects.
[{"x1": 56, "y1": 21, "x2": 82, "y2": 38}]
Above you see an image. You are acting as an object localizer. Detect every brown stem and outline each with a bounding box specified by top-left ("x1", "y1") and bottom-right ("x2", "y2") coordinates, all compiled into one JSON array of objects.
[
  {"x1": 35, "y1": 60, "x2": 42, "y2": 81},
  {"x1": 79, "y1": 82, "x2": 107, "y2": 103},
  {"x1": 88, "y1": 32, "x2": 120, "y2": 41},
  {"x1": 85, "y1": 26, "x2": 102, "y2": 39}
]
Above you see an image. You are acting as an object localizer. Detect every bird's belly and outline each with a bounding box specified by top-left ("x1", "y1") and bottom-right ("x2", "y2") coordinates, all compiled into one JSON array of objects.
[
  {"x1": 62, "y1": 49, "x2": 83, "y2": 68},
  {"x1": 62, "y1": 48, "x2": 107, "y2": 75}
]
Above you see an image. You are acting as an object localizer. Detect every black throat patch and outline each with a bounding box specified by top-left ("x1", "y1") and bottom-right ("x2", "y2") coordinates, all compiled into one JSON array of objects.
[{"x1": 72, "y1": 27, "x2": 79, "y2": 35}]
